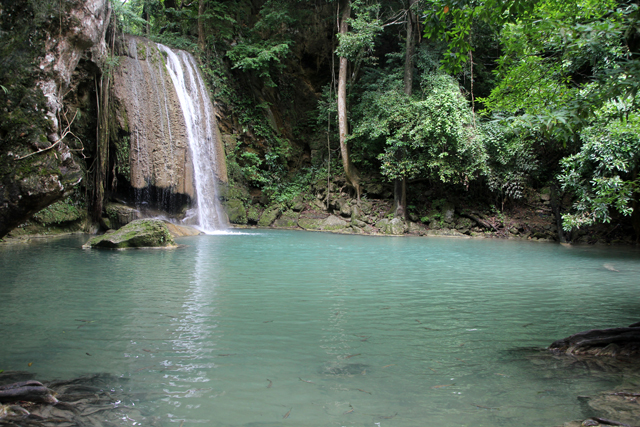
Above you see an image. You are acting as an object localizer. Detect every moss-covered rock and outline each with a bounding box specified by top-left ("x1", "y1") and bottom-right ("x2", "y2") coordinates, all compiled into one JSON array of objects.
[
  {"x1": 224, "y1": 199, "x2": 247, "y2": 224},
  {"x1": 104, "y1": 203, "x2": 141, "y2": 229},
  {"x1": 298, "y1": 216, "x2": 324, "y2": 230},
  {"x1": 273, "y1": 210, "x2": 299, "y2": 228},
  {"x1": 32, "y1": 198, "x2": 84, "y2": 225},
  {"x1": 375, "y1": 218, "x2": 407, "y2": 235},
  {"x1": 258, "y1": 204, "x2": 282, "y2": 227},
  {"x1": 320, "y1": 215, "x2": 348, "y2": 231},
  {"x1": 83, "y1": 219, "x2": 176, "y2": 249},
  {"x1": 247, "y1": 206, "x2": 261, "y2": 224}
]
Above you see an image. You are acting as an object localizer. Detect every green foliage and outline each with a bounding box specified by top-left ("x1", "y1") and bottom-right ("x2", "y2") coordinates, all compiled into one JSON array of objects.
[
  {"x1": 335, "y1": 0, "x2": 383, "y2": 62},
  {"x1": 32, "y1": 197, "x2": 84, "y2": 225},
  {"x1": 350, "y1": 48, "x2": 485, "y2": 185},
  {"x1": 115, "y1": 136, "x2": 130, "y2": 180},
  {"x1": 479, "y1": 0, "x2": 631, "y2": 140},
  {"x1": 422, "y1": 0, "x2": 535, "y2": 74},
  {"x1": 226, "y1": 0, "x2": 297, "y2": 85},
  {"x1": 559, "y1": 102, "x2": 640, "y2": 229},
  {"x1": 264, "y1": 165, "x2": 323, "y2": 206},
  {"x1": 227, "y1": 40, "x2": 292, "y2": 81},
  {"x1": 480, "y1": 121, "x2": 538, "y2": 201}
]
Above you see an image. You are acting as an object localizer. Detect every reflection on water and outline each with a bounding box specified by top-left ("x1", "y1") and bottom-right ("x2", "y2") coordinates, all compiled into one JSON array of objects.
[{"x1": 1, "y1": 231, "x2": 639, "y2": 426}]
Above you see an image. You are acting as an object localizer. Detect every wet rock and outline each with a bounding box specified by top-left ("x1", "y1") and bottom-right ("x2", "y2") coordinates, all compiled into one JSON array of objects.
[
  {"x1": 360, "y1": 200, "x2": 373, "y2": 215},
  {"x1": 456, "y1": 217, "x2": 474, "y2": 234},
  {"x1": 258, "y1": 204, "x2": 282, "y2": 227},
  {"x1": 549, "y1": 325, "x2": 640, "y2": 356},
  {"x1": 164, "y1": 222, "x2": 201, "y2": 237},
  {"x1": 375, "y1": 218, "x2": 407, "y2": 235},
  {"x1": 247, "y1": 206, "x2": 261, "y2": 224},
  {"x1": 83, "y1": 219, "x2": 176, "y2": 249},
  {"x1": 0, "y1": 0, "x2": 110, "y2": 239},
  {"x1": 352, "y1": 218, "x2": 367, "y2": 228},
  {"x1": 273, "y1": 210, "x2": 299, "y2": 228},
  {"x1": 407, "y1": 221, "x2": 428, "y2": 236},
  {"x1": 442, "y1": 201, "x2": 455, "y2": 224},
  {"x1": 321, "y1": 215, "x2": 349, "y2": 231},
  {"x1": 224, "y1": 199, "x2": 247, "y2": 224},
  {"x1": 298, "y1": 217, "x2": 324, "y2": 230},
  {"x1": 335, "y1": 198, "x2": 352, "y2": 217},
  {"x1": 291, "y1": 201, "x2": 306, "y2": 212},
  {"x1": 426, "y1": 228, "x2": 469, "y2": 238},
  {"x1": 104, "y1": 202, "x2": 141, "y2": 229}
]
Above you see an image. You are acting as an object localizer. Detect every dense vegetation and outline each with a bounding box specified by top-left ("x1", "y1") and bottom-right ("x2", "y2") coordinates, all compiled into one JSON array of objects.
[{"x1": 91, "y1": 0, "x2": 640, "y2": 240}]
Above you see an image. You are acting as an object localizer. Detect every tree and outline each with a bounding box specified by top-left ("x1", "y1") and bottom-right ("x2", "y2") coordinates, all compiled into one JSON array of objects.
[
  {"x1": 559, "y1": 101, "x2": 640, "y2": 238},
  {"x1": 393, "y1": 0, "x2": 419, "y2": 218},
  {"x1": 350, "y1": 48, "x2": 486, "y2": 194}
]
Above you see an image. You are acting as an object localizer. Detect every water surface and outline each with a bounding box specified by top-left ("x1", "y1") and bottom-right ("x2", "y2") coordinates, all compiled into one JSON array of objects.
[{"x1": 1, "y1": 231, "x2": 639, "y2": 426}]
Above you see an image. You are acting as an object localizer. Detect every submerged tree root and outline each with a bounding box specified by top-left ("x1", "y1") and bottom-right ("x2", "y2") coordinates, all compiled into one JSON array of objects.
[
  {"x1": 549, "y1": 324, "x2": 640, "y2": 357},
  {"x1": 0, "y1": 372, "x2": 163, "y2": 427}
]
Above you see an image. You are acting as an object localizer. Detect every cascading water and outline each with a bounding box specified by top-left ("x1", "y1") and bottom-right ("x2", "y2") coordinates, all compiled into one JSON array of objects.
[
  {"x1": 113, "y1": 36, "x2": 228, "y2": 233},
  {"x1": 158, "y1": 45, "x2": 227, "y2": 232}
]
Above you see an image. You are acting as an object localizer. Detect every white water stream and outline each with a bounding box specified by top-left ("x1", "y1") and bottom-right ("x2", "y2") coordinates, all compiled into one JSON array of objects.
[{"x1": 158, "y1": 44, "x2": 227, "y2": 232}]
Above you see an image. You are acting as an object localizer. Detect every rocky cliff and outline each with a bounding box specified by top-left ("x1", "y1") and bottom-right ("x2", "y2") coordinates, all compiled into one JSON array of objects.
[{"x1": 0, "y1": 0, "x2": 110, "y2": 238}]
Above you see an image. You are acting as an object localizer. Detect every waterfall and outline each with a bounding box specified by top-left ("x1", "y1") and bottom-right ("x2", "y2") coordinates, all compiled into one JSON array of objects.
[
  {"x1": 113, "y1": 36, "x2": 227, "y2": 233},
  {"x1": 158, "y1": 45, "x2": 227, "y2": 232}
]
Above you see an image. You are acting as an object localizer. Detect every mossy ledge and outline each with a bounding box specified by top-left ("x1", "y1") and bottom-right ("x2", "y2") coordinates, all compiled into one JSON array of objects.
[{"x1": 82, "y1": 219, "x2": 176, "y2": 249}]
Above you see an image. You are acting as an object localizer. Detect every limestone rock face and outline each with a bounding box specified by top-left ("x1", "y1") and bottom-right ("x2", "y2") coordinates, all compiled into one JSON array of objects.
[
  {"x1": 83, "y1": 219, "x2": 176, "y2": 249},
  {"x1": 0, "y1": 0, "x2": 110, "y2": 238},
  {"x1": 111, "y1": 36, "x2": 227, "y2": 208},
  {"x1": 112, "y1": 37, "x2": 194, "y2": 199}
]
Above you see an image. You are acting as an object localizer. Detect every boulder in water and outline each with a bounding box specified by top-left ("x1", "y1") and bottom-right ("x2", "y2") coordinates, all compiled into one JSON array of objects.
[
  {"x1": 83, "y1": 219, "x2": 176, "y2": 249},
  {"x1": 549, "y1": 324, "x2": 640, "y2": 356},
  {"x1": 164, "y1": 222, "x2": 202, "y2": 237}
]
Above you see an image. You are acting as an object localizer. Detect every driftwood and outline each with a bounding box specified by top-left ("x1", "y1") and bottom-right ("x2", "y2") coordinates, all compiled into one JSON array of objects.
[
  {"x1": 0, "y1": 381, "x2": 57, "y2": 404},
  {"x1": 549, "y1": 324, "x2": 640, "y2": 356},
  {"x1": 459, "y1": 210, "x2": 498, "y2": 232}
]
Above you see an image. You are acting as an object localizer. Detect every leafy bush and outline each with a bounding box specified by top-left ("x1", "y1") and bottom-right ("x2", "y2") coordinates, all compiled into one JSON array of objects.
[{"x1": 559, "y1": 104, "x2": 640, "y2": 230}]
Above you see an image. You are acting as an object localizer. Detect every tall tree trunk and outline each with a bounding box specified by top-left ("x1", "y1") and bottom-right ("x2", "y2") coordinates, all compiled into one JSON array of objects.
[
  {"x1": 632, "y1": 166, "x2": 640, "y2": 243},
  {"x1": 143, "y1": 2, "x2": 151, "y2": 35},
  {"x1": 403, "y1": 0, "x2": 417, "y2": 96},
  {"x1": 394, "y1": 0, "x2": 417, "y2": 218},
  {"x1": 198, "y1": 0, "x2": 206, "y2": 53},
  {"x1": 337, "y1": 0, "x2": 362, "y2": 202}
]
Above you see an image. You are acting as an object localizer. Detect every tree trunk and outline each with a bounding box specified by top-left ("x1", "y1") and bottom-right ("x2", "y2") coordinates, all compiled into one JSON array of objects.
[
  {"x1": 198, "y1": 0, "x2": 206, "y2": 52},
  {"x1": 550, "y1": 183, "x2": 567, "y2": 243},
  {"x1": 393, "y1": 0, "x2": 417, "y2": 218},
  {"x1": 403, "y1": 0, "x2": 417, "y2": 96},
  {"x1": 143, "y1": 2, "x2": 151, "y2": 35},
  {"x1": 632, "y1": 166, "x2": 640, "y2": 243},
  {"x1": 337, "y1": 0, "x2": 362, "y2": 202}
]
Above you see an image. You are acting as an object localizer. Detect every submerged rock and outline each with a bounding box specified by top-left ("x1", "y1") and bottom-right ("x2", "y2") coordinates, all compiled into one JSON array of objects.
[
  {"x1": 164, "y1": 222, "x2": 202, "y2": 237},
  {"x1": 83, "y1": 219, "x2": 176, "y2": 249}
]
